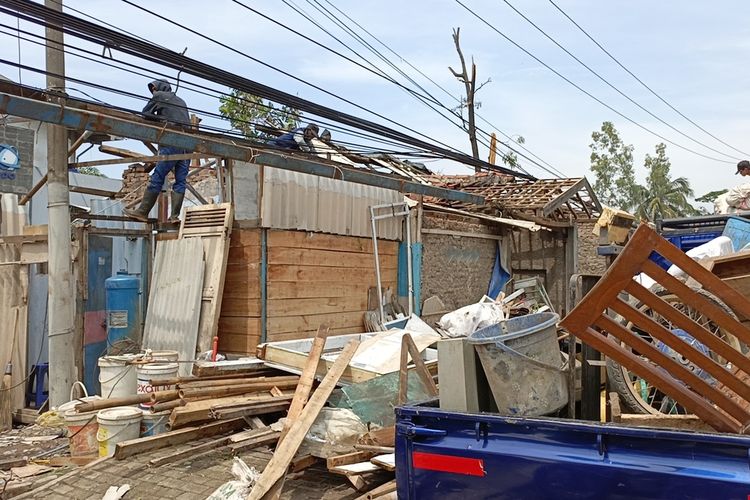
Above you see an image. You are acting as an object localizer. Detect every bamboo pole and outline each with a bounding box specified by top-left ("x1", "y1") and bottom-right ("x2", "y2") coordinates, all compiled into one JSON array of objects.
[{"x1": 74, "y1": 394, "x2": 150, "y2": 413}]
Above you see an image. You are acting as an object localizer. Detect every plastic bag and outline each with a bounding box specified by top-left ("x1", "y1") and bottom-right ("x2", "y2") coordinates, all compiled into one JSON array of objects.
[
  {"x1": 298, "y1": 408, "x2": 367, "y2": 458},
  {"x1": 206, "y1": 458, "x2": 259, "y2": 500},
  {"x1": 437, "y1": 297, "x2": 506, "y2": 338}
]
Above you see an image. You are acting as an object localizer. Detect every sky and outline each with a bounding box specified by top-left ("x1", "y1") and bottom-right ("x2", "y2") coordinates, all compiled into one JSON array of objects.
[{"x1": 1, "y1": 0, "x2": 749, "y2": 203}]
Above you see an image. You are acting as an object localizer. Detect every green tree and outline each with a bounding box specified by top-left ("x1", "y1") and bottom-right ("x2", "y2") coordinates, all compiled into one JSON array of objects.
[
  {"x1": 634, "y1": 143, "x2": 698, "y2": 221},
  {"x1": 76, "y1": 166, "x2": 104, "y2": 177},
  {"x1": 589, "y1": 121, "x2": 638, "y2": 210},
  {"x1": 219, "y1": 90, "x2": 301, "y2": 140}
]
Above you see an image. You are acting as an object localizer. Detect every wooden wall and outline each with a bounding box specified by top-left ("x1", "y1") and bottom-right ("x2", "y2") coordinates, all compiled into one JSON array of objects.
[
  {"x1": 218, "y1": 229, "x2": 398, "y2": 356},
  {"x1": 218, "y1": 229, "x2": 262, "y2": 355}
]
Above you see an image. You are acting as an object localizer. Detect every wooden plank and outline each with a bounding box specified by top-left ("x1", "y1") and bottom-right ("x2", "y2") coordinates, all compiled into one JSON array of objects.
[
  {"x1": 596, "y1": 315, "x2": 749, "y2": 423},
  {"x1": 230, "y1": 229, "x2": 261, "y2": 247},
  {"x1": 267, "y1": 297, "x2": 369, "y2": 317},
  {"x1": 329, "y1": 461, "x2": 381, "y2": 476},
  {"x1": 113, "y1": 418, "x2": 246, "y2": 460},
  {"x1": 280, "y1": 325, "x2": 328, "y2": 442},
  {"x1": 218, "y1": 317, "x2": 262, "y2": 334},
  {"x1": 228, "y1": 431, "x2": 280, "y2": 452},
  {"x1": 354, "y1": 479, "x2": 397, "y2": 500},
  {"x1": 268, "y1": 311, "x2": 365, "y2": 335},
  {"x1": 222, "y1": 280, "x2": 261, "y2": 299},
  {"x1": 267, "y1": 282, "x2": 397, "y2": 300},
  {"x1": 221, "y1": 297, "x2": 262, "y2": 317},
  {"x1": 247, "y1": 340, "x2": 360, "y2": 500},
  {"x1": 228, "y1": 245, "x2": 261, "y2": 263},
  {"x1": 370, "y1": 454, "x2": 395, "y2": 472},
  {"x1": 616, "y1": 413, "x2": 714, "y2": 432},
  {"x1": 180, "y1": 203, "x2": 234, "y2": 353},
  {"x1": 289, "y1": 455, "x2": 318, "y2": 473},
  {"x1": 268, "y1": 248, "x2": 397, "y2": 269},
  {"x1": 327, "y1": 451, "x2": 376, "y2": 469},
  {"x1": 268, "y1": 230, "x2": 398, "y2": 255},
  {"x1": 265, "y1": 327, "x2": 362, "y2": 344},
  {"x1": 268, "y1": 264, "x2": 397, "y2": 283},
  {"x1": 149, "y1": 435, "x2": 230, "y2": 467},
  {"x1": 217, "y1": 332, "x2": 261, "y2": 354}
]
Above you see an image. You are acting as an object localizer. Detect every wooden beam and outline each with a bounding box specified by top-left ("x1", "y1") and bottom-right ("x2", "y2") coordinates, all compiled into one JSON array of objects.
[
  {"x1": 71, "y1": 152, "x2": 211, "y2": 168},
  {"x1": 247, "y1": 340, "x2": 360, "y2": 500},
  {"x1": 148, "y1": 435, "x2": 230, "y2": 467},
  {"x1": 113, "y1": 418, "x2": 245, "y2": 460},
  {"x1": 421, "y1": 228, "x2": 502, "y2": 241},
  {"x1": 68, "y1": 185, "x2": 117, "y2": 198}
]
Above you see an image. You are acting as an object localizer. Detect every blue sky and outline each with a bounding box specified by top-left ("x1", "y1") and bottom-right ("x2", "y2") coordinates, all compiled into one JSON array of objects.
[{"x1": 1, "y1": 0, "x2": 749, "y2": 201}]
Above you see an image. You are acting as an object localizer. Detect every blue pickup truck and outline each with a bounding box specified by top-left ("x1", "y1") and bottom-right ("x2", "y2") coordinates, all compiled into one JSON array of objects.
[{"x1": 395, "y1": 403, "x2": 750, "y2": 499}]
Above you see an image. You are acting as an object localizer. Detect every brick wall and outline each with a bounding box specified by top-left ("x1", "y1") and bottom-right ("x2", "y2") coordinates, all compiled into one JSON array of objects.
[{"x1": 0, "y1": 125, "x2": 34, "y2": 196}]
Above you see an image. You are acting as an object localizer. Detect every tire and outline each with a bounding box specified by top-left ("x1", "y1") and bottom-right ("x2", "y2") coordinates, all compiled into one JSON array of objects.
[{"x1": 606, "y1": 286, "x2": 742, "y2": 414}]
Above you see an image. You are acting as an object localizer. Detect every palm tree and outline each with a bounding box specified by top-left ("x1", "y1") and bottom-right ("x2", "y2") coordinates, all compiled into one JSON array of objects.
[{"x1": 634, "y1": 144, "x2": 698, "y2": 222}]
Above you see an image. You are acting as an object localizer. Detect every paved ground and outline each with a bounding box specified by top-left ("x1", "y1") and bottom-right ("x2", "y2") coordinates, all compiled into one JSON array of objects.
[{"x1": 10, "y1": 435, "x2": 380, "y2": 500}]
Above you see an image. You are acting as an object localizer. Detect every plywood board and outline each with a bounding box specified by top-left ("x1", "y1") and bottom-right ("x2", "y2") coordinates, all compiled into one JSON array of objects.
[
  {"x1": 268, "y1": 311, "x2": 365, "y2": 334},
  {"x1": 179, "y1": 203, "x2": 233, "y2": 353},
  {"x1": 142, "y1": 238, "x2": 204, "y2": 377},
  {"x1": 267, "y1": 296, "x2": 369, "y2": 317}
]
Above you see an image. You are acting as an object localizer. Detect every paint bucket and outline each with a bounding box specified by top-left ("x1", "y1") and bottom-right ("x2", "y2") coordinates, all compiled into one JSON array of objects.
[
  {"x1": 147, "y1": 350, "x2": 179, "y2": 363},
  {"x1": 63, "y1": 409, "x2": 100, "y2": 457},
  {"x1": 98, "y1": 355, "x2": 138, "y2": 399},
  {"x1": 468, "y1": 312, "x2": 568, "y2": 417},
  {"x1": 137, "y1": 363, "x2": 179, "y2": 409},
  {"x1": 140, "y1": 410, "x2": 170, "y2": 437},
  {"x1": 96, "y1": 406, "x2": 143, "y2": 457}
]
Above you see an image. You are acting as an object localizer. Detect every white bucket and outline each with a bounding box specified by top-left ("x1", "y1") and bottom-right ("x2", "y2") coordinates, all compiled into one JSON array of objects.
[
  {"x1": 140, "y1": 410, "x2": 170, "y2": 437},
  {"x1": 64, "y1": 409, "x2": 100, "y2": 457},
  {"x1": 147, "y1": 350, "x2": 179, "y2": 363},
  {"x1": 137, "y1": 363, "x2": 179, "y2": 408},
  {"x1": 98, "y1": 355, "x2": 138, "y2": 399},
  {"x1": 96, "y1": 406, "x2": 142, "y2": 457}
]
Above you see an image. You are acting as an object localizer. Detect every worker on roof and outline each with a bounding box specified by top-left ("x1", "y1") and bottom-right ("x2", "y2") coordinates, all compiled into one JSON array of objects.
[
  {"x1": 268, "y1": 123, "x2": 319, "y2": 152},
  {"x1": 124, "y1": 78, "x2": 191, "y2": 223}
]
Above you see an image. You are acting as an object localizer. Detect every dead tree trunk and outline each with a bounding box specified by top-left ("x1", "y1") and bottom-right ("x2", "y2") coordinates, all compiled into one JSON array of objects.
[{"x1": 449, "y1": 27, "x2": 481, "y2": 170}]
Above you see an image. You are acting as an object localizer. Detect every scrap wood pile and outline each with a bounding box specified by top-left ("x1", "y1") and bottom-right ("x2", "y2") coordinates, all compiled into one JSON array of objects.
[
  {"x1": 563, "y1": 223, "x2": 750, "y2": 434},
  {"x1": 69, "y1": 325, "x2": 434, "y2": 499}
]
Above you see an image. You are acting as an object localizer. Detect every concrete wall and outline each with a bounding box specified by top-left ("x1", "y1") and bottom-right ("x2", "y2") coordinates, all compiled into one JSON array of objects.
[
  {"x1": 0, "y1": 124, "x2": 34, "y2": 196},
  {"x1": 509, "y1": 227, "x2": 573, "y2": 315},
  {"x1": 576, "y1": 221, "x2": 607, "y2": 276},
  {"x1": 420, "y1": 211, "x2": 502, "y2": 311}
]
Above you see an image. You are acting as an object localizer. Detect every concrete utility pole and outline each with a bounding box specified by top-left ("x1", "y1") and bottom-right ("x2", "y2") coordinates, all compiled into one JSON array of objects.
[{"x1": 45, "y1": 0, "x2": 76, "y2": 407}]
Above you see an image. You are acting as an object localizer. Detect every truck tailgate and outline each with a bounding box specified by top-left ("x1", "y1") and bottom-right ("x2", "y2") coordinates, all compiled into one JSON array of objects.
[{"x1": 396, "y1": 405, "x2": 750, "y2": 499}]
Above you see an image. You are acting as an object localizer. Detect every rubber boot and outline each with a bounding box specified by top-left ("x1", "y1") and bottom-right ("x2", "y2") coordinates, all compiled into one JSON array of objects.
[
  {"x1": 169, "y1": 191, "x2": 185, "y2": 223},
  {"x1": 123, "y1": 189, "x2": 159, "y2": 222}
]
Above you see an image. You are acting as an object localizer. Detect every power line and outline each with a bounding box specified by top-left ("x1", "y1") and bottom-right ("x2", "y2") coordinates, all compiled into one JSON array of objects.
[
  {"x1": 546, "y1": 0, "x2": 750, "y2": 158},
  {"x1": 453, "y1": 0, "x2": 735, "y2": 165},
  {"x1": 0, "y1": 0, "x2": 533, "y2": 178},
  {"x1": 501, "y1": 0, "x2": 739, "y2": 161},
  {"x1": 313, "y1": 0, "x2": 566, "y2": 177},
  {"x1": 0, "y1": 23, "x2": 428, "y2": 155}
]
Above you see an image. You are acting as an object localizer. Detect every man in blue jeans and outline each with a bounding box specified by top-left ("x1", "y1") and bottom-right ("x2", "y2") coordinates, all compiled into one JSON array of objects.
[{"x1": 124, "y1": 79, "x2": 191, "y2": 222}]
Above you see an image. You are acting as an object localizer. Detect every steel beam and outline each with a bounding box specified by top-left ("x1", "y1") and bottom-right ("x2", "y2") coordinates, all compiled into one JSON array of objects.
[{"x1": 0, "y1": 93, "x2": 485, "y2": 205}]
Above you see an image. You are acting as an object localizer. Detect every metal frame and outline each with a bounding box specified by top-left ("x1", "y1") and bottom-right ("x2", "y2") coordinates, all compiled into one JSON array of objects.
[
  {"x1": 370, "y1": 202, "x2": 413, "y2": 324},
  {"x1": 0, "y1": 93, "x2": 484, "y2": 205}
]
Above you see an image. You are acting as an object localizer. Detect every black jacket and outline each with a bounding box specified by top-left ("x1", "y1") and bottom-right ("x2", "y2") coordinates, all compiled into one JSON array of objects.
[{"x1": 142, "y1": 79, "x2": 190, "y2": 127}]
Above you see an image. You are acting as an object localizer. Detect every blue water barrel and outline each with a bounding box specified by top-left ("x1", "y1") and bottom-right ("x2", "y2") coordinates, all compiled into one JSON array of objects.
[{"x1": 105, "y1": 272, "x2": 141, "y2": 348}]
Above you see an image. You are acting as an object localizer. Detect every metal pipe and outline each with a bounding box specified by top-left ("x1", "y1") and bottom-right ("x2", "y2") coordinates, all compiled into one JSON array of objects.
[
  {"x1": 370, "y1": 205, "x2": 385, "y2": 325},
  {"x1": 405, "y1": 205, "x2": 414, "y2": 316}
]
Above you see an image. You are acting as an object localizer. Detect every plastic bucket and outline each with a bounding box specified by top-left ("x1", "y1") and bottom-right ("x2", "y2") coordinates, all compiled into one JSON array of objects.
[
  {"x1": 97, "y1": 406, "x2": 143, "y2": 457},
  {"x1": 468, "y1": 312, "x2": 568, "y2": 416},
  {"x1": 140, "y1": 410, "x2": 170, "y2": 437},
  {"x1": 137, "y1": 363, "x2": 179, "y2": 409},
  {"x1": 64, "y1": 409, "x2": 100, "y2": 457},
  {"x1": 147, "y1": 350, "x2": 179, "y2": 363},
  {"x1": 98, "y1": 355, "x2": 138, "y2": 399}
]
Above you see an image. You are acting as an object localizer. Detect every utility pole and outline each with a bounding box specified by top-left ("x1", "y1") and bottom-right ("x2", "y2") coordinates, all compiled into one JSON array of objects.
[{"x1": 45, "y1": 0, "x2": 75, "y2": 407}]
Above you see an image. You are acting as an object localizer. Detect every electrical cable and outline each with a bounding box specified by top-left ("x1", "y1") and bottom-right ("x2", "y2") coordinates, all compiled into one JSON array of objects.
[
  {"x1": 453, "y1": 0, "x2": 735, "y2": 165},
  {"x1": 547, "y1": 0, "x2": 750, "y2": 158},
  {"x1": 310, "y1": 0, "x2": 566, "y2": 177},
  {"x1": 0, "y1": 22, "x2": 445, "y2": 156},
  {"x1": 502, "y1": 0, "x2": 739, "y2": 161},
  {"x1": 0, "y1": 0, "x2": 533, "y2": 178}
]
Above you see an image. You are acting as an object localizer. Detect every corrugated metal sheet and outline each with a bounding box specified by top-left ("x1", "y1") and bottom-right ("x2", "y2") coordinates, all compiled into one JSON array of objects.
[
  {"x1": 142, "y1": 238, "x2": 205, "y2": 376},
  {"x1": 261, "y1": 166, "x2": 402, "y2": 240}
]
